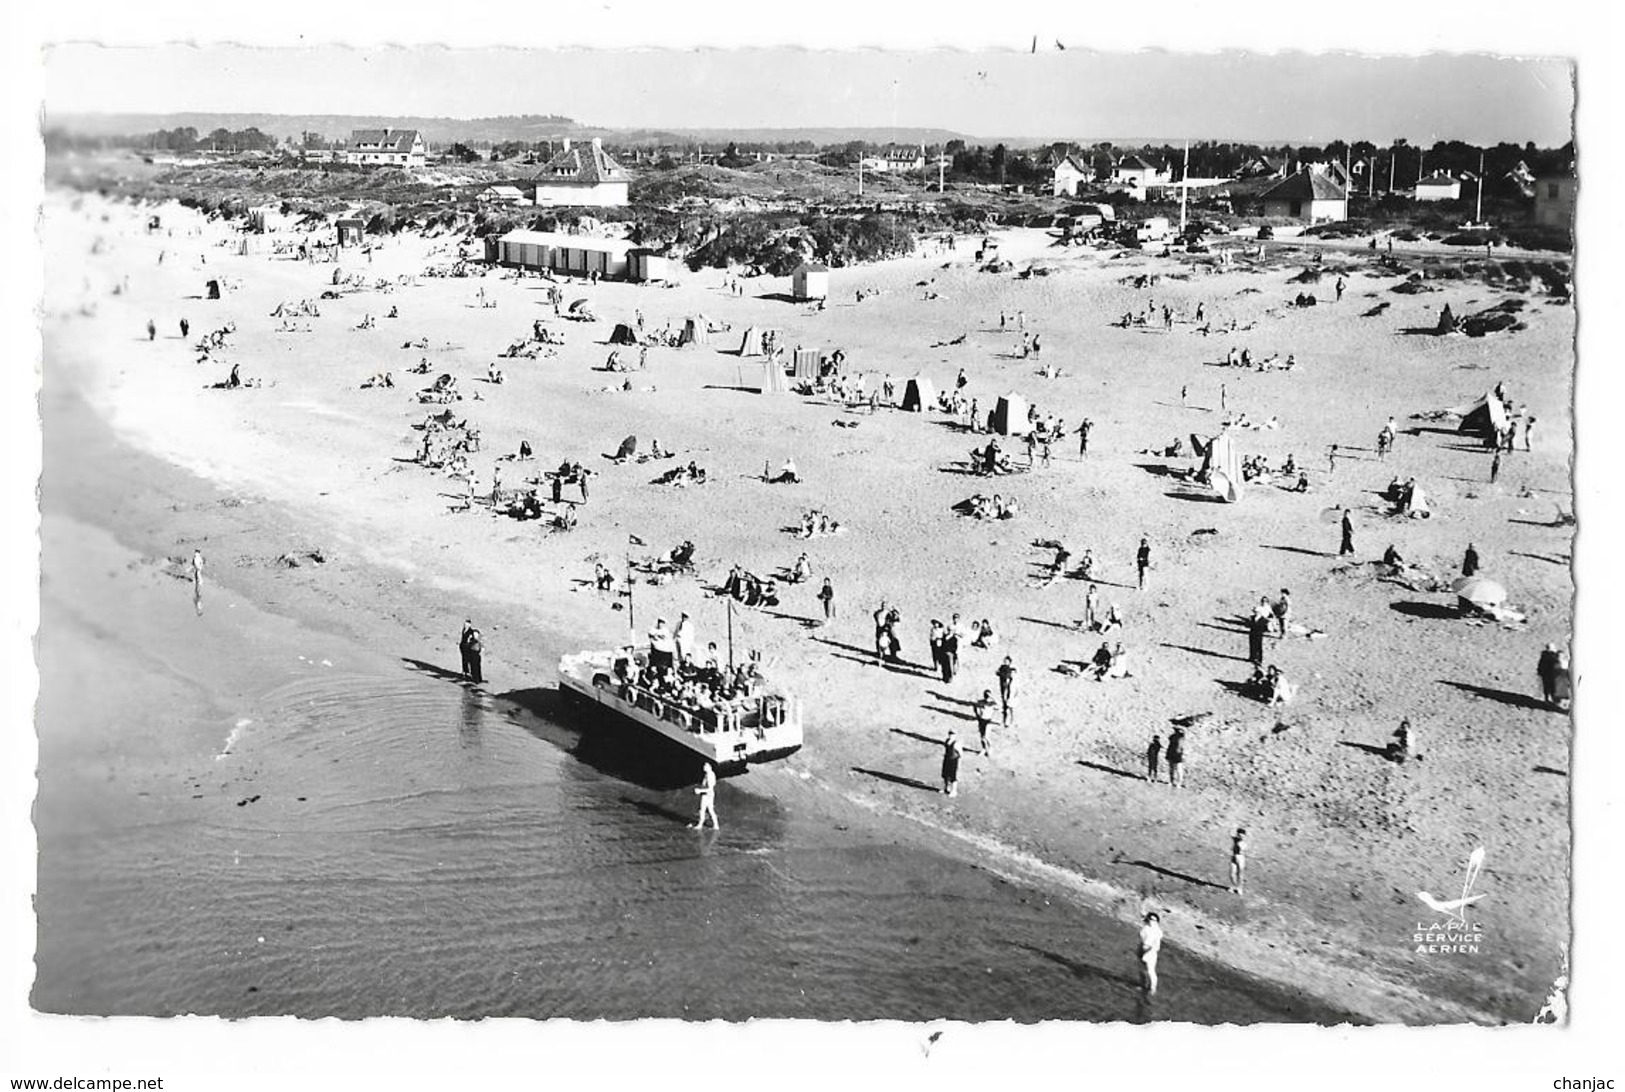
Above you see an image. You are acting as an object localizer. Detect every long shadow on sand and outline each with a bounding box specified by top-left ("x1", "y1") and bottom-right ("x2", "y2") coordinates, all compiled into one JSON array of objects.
[
  {"x1": 893, "y1": 727, "x2": 950, "y2": 747},
  {"x1": 1021, "y1": 614, "x2": 1081, "y2": 633},
  {"x1": 1390, "y1": 600, "x2": 1460, "y2": 620},
  {"x1": 1263, "y1": 544, "x2": 1333, "y2": 558},
  {"x1": 852, "y1": 766, "x2": 939, "y2": 793},
  {"x1": 920, "y1": 705, "x2": 979, "y2": 725},
  {"x1": 1440, "y1": 680, "x2": 1558, "y2": 712},
  {"x1": 1338, "y1": 740, "x2": 1395, "y2": 760},
  {"x1": 1164, "y1": 490, "x2": 1227, "y2": 504},
  {"x1": 815, "y1": 636, "x2": 936, "y2": 677},
  {"x1": 1160, "y1": 642, "x2": 1251, "y2": 663},
  {"x1": 1077, "y1": 759, "x2": 1145, "y2": 781},
  {"x1": 403, "y1": 656, "x2": 473, "y2": 685},
  {"x1": 1122, "y1": 858, "x2": 1230, "y2": 891},
  {"x1": 1009, "y1": 942, "x2": 1142, "y2": 991}
]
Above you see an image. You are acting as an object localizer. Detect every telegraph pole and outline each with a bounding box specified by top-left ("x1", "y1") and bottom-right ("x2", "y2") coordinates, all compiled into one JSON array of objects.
[{"x1": 1179, "y1": 140, "x2": 1190, "y2": 234}]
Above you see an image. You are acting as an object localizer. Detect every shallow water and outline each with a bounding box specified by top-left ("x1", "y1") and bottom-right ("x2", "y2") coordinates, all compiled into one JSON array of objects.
[{"x1": 35, "y1": 624, "x2": 1352, "y2": 1022}]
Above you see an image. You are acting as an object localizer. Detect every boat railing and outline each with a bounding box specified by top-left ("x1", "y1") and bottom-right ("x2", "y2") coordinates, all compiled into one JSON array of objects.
[{"x1": 609, "y1": 679, "x2": 795, "y2": 741}]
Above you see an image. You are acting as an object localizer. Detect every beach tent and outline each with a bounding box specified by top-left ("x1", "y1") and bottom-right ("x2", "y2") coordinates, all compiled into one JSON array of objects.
[
  {"x1": 206, "y1": 279, "x2": 222, "y2": 300},
  {"x1": 990, "y1": 393, "x2": 1029, "y2": 436},
  {"x1": 793, "y1": 347, "x2": 822, "y2": 379},
  {"x1": 792, "y1": 262, "x2": 830, "y2": 301},
  {"x1": 738, "y1": 327, "x2": 763, "y2": 356},
  {"x1": 612, "y1": 435, "x2": 638, "y2": 461},
  {"x1": 609, "y1": 323, "x2": 638, "y2": 345},
  {"x1": 901, "y1": 374, "x2": 935, "y2": 413},
  {"x1": 760, "y1": 360, "x2": 789, "y2": 394},
  {"x1": 1199, "y1": 430, "x2": 1246, "y2": 502},
  {"x1": 336, "y1": 219, "x2": 365, "y2": 247},
  {"x1": 1435, "y1": 303, "x2": 1460, "y2": 334},
  {"x1": 1454, "y1": 391, "x2": 1510, "y2": 437},
  {"x1": 678, "y1": 316, "x2": 711, "y2": 348},
  {"x1": 1451, "y1": 575, "x2": 1507, "y2": 609}
]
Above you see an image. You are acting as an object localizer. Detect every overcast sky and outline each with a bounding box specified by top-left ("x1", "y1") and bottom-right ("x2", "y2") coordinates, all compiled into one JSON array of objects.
[{"x1": 43, "y1": 45, "x2": 1573, "y2": 145}]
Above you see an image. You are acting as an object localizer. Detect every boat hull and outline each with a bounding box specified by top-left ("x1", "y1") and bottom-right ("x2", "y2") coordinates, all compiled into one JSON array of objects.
[{"x1": 558, "y1": 651, "x2": 803, "y2": 778}]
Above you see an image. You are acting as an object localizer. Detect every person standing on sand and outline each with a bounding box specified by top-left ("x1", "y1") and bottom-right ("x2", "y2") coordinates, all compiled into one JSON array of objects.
[
  {"x1": 1146, "y1": 733, "x2": 1162, "y2": 781},
  {"x1": 1490, "y1": 449, "x2": 1503, "y2": 485},
  {"x1": 1077, "y1": 418, "x2": 1093, "y2": 457},
  {"x1": 1136, "y1": 537, "x2": 1152, "y2": 590},
  {"x1": 190, "y1": 549, "x2": 205, "y2": 616},
  {"x1": 1524, "y1": 416, "x2": 1535, "y2": 451},
  {"x1": 1339, "y1": 508, "x2": 1356, "y2": 557},
  {"x1": 1138, "y1": 912, "x2": 1163, "y2": 996},
  {"x1": 974, "y1": 690, "x2": 995, "y2": 755},
  {"x1": 1083, "y1": 583, "x2": 1100, "y2": 633},
  {"x1": 1335, "y1": 276, "x2": 1346, "y2": 302},
  {"x1": 459, "y1": 622, "x2": 484, "y2": 685},
  {"x1": 1537, "y1": 643, "x2": 1563, "y2": 706},
  {"x1": 146, "y1": 319, "x2": 156, "y2": 341},
  {"x1": 1273, "y1": 588, "x2": 1292, "y2": 639},
  {"x1": 941, "y1": 729, "x2": 963, "y2": 796},
  {"x1": 817, "y1": 578, "x2": 835, "y2": 624},
  {"x1": 941, "y1": 621, "x2": 960, "y2": 683},
  {"x1": 1248, "y1": 600, "x2": 1271, "y2": 665},
  {"x1": 1462, "y1": 543, "x2": 1481, "y2": 577},
  {"x1": 1327, "y1": 444, "x2": 1339, "y2": 475},
  {"x1": 1165, "y1": 727, "x2": 1186, "y2": 787},
  {"x1": 1220, "y1": 383, "x2": 1227, "y2": 411},
  {"x1": 690, "y1": 760, "x2": 720, "y2": 830},
  {"x1": 873, "y1": 602, "x2": 890, "y2": 663},
  {"x1": 179, "y1": 317, "x2": 189, "y2": 339},
  {"x1": 1230, "y1": 828, "x2": 1248, "y2": 894},
  {"x1": 996, "y1": 656, "x2": 1018, "y2": 729}
]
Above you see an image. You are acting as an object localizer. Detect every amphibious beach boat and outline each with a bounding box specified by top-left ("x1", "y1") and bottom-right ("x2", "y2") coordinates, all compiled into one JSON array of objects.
[{"x1": 558, "y1": 649, "x2": 804, "y2": 776}]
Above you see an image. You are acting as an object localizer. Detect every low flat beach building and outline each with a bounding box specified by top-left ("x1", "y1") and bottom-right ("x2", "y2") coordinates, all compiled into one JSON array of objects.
[
  {"x1": 476, "y1": 183, "x2": 529, "y2": 205},
  {"x1": 531, "y1": 138, "x2": 631, "y2": 207},
  {"x1": 345, "y1": 128, "x2": 426, "y2": 169},
  {"x1": 492, "y1": 229, "x2": 637, "y2": 279},
  {"x1": 1259, "y1": 170, "x2": 1348, "y2": 224},
  {"x1": 1415, "y1": 173, "x2": 1462, "y2": 202}
]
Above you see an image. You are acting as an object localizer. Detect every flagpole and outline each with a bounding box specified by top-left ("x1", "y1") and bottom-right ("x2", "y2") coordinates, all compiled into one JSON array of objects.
[{"x1": 727, "y1": 595, "x2": 735, "y2": 672}]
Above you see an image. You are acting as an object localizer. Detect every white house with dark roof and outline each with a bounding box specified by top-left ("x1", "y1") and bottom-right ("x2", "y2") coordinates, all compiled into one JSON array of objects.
[
  {"x1": 1414, "y1": 172, "x2": 1462, "y2": 202},
  {"x1": 862, "y1": 145, "x2": 928, "y2": 174},
  {"x1": 1109, "y1": 155, "x2": 1170, "y2": 200},
  {"x1": 1051, "y1": 154, "x2": 1094, "y2": 197},
  {"x1": 345, "y1": 128, "x2": 426, "y2": 169},
  {"x1": 532, "y1": 138, "x2": 631, "y2": 207}
]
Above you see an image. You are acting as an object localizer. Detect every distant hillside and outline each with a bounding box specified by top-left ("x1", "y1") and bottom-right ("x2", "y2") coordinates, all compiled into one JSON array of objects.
[{"x1": 45, "y1": 112, "x2": 976, "y2": 148}]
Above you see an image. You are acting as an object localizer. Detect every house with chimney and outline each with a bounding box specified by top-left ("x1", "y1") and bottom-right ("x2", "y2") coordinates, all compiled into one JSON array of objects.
[
  {"x1": 861, "y1": 146, "x2": 927, "y2": 174},
  {"x1": 345, "y1": 128, "x2": 426, "y2": 169},
  {"x1": 531, "y1": 138, "x2": 632, "y2": 207}
]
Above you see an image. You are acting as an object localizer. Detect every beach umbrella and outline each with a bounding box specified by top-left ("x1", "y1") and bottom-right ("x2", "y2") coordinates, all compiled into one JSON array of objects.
[
  {"x1": 1451, "y1": 576, "x2": 1507, "y2": 607},
  {"x1": 569, "y1": 298, "x2": 591, "y2": 313}
]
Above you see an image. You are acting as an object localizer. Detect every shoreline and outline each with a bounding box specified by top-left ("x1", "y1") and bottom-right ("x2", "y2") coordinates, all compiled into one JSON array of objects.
[{"x1": 40, "y1": 188, "x2": 1574, "y2": 1023}]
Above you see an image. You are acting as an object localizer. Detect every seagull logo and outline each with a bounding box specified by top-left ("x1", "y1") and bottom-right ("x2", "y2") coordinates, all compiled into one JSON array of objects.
[{"x1": 1417, "y1": 846, "x2": 1487, "y2": 925}]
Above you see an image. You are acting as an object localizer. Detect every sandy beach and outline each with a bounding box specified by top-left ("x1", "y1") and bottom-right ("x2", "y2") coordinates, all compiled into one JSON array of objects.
[{"x1": 39, "y1": 187, "x2": 1575, "y2": 1022}]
